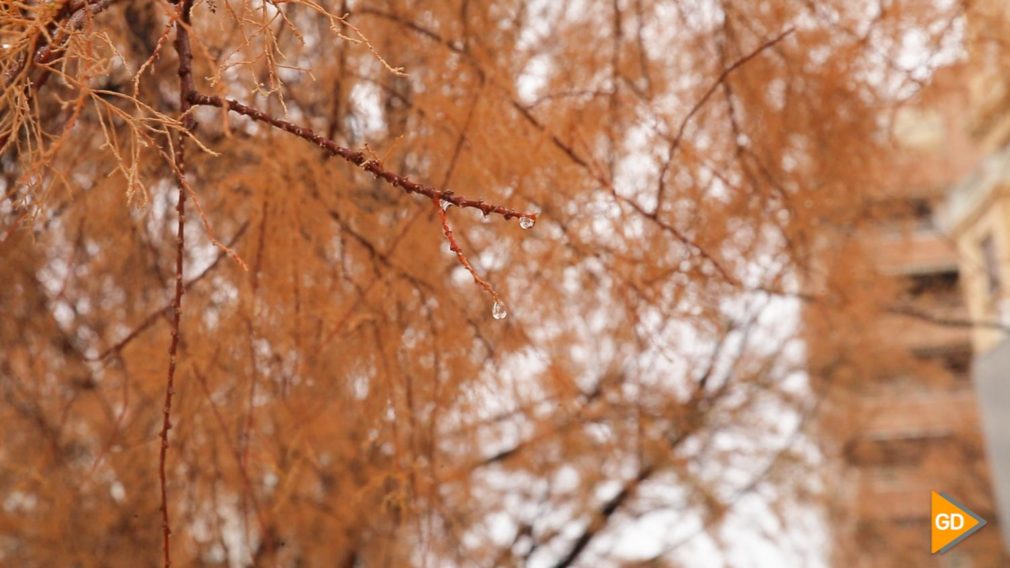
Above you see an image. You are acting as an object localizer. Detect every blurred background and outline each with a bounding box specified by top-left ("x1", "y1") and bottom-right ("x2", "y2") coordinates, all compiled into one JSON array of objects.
[{"x1": 3, "y1": 0, "x2": 1010, "y2": 566}]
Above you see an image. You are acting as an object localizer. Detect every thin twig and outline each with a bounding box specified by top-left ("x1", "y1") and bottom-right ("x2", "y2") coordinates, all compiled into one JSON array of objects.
[
  {"x1": 653, "y1": 27, "x2": 794, "y2": 214},
  {"x1": 433, "y1": 197, "x2": 503, "y2": 307},
  {"x1": 86, "y1": 222, "x2": 249, "y2": 361},
  {"x1": 187, "y1": 92, "x2": 537, "y2": 223}
]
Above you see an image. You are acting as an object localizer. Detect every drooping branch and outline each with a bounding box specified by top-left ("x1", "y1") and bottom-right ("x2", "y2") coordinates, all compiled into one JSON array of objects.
[
  {"x1": 187, "y1": 92, "x2": 538, "y2": 223},
  {"x1": 433, "y1": 197, "x2": 505, "y2": 315}
]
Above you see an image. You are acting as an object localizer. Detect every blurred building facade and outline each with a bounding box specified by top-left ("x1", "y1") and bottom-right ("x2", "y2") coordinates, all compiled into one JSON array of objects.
[
  {"x1": 812, "y1": 39, "x2": 1010, "y2": 566},
  {"x1": 824, "y1": 173, "x2": 1006, "y2": 566},
  {"x1": 940, "y1": 70, "x2": 1010, "y2": 560}
]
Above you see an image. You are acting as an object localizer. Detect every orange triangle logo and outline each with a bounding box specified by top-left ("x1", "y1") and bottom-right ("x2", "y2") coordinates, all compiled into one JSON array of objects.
[{"x1": 931, "y1": 491, "x2": 987, "y2": 554}]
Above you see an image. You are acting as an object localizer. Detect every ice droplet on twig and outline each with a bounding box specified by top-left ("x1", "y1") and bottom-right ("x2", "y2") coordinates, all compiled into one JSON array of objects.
[
  {"x1": 519, "y1": 216, "x2": 535, "y2": 230},
  {"x1": 492, "y1": 301, "x2": 508, "y2": 320}
]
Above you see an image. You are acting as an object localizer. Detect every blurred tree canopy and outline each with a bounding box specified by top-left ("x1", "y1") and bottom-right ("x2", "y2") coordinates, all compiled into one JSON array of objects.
[{"x1": 0, "y1": 0, "x2": 1001, "y2": 566}]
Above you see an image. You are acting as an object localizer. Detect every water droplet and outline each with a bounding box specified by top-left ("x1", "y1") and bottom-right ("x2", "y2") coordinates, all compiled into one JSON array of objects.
[
  {"x1": 519, "y1": 216, "x2": 535, "y2": 230},
  {"x1": 491, "y1": 301, "x2": 508, "y2": 320},
  {"x1": 440, "y1": 199, "x2": 452, "y2": 211}
]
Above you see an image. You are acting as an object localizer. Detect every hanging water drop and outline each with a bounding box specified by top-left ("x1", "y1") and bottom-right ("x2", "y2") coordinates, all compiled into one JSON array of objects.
[
  {"x1": 519, "y1": 216, "x2": 535, "y2": 230},
  {"x1": 440, "y1": 199, "x2": 452, "y2": 211},
  {"x1": 492, "y1": 301, "x2": 508, "y2": 320}
]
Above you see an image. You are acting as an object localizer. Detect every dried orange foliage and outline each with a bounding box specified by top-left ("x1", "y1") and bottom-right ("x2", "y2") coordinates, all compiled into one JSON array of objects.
[{"x1": 0, "y1": 0, "x2": 1001, "y2": 566}]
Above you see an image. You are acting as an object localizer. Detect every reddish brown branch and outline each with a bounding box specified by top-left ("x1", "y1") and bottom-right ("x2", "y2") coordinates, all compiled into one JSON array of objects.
[
  {"x1": 32, "y1": 0, "x2": 120, "y2": 67},
  {"x1": 433, "y1": 197, "x2": 502, "y2": 307},
  {"x1": 160, "y1": 2, "x2": 195, "y2": 566},
  {"x1": 0, "y1": 0, "x2": 119, "y2": 150},
  {"x1": 186, "y1": 92, "x2": 537, "y2": 223}
]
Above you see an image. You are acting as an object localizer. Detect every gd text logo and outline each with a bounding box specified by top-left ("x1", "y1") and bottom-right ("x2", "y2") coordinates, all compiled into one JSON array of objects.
[{"x1": 931, "y1": 491, "x2": 987, "y2": 554}]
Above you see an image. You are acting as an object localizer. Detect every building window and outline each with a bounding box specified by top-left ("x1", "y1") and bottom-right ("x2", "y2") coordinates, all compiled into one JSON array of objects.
[
  {"x1": 979, "y1": 234, "x2": 1001, "y2": 298},
  {"x1": 878, "y1": 197, "x2": 937, "y2": 235},
  {"x1": 912, "y1": 345, "x2": 972, "y2": 384},
  {"x1": 909, "y1": 198, "x2": 935, "y2": 232},
  {"x1": 904, "y1": 269, "x2": 960, "y2": 305}
]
